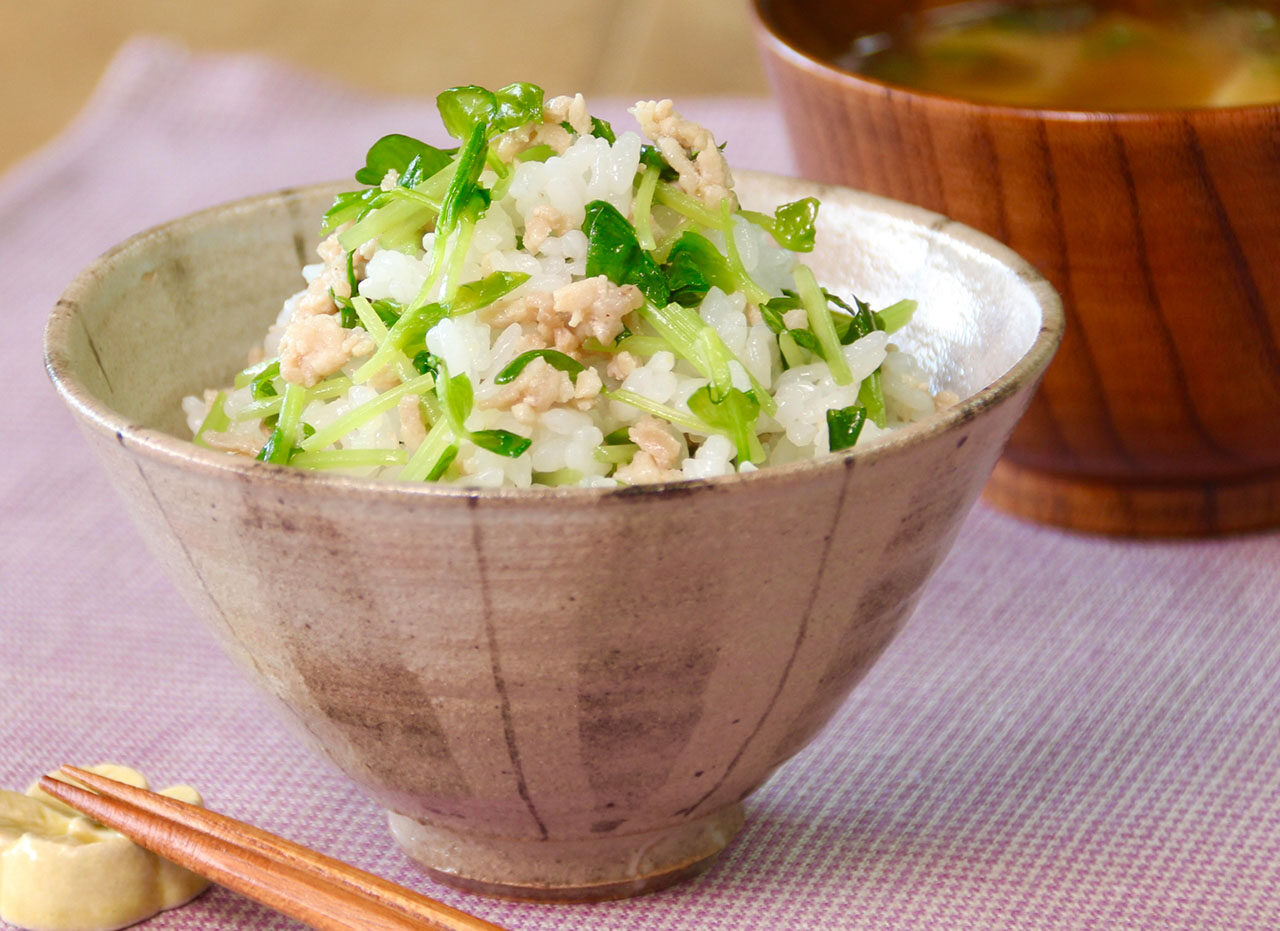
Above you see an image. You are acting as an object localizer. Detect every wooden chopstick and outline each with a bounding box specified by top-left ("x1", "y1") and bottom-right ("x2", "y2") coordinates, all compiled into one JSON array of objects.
[{"x1": 38, "y1": 766, "x2": 507, "y2": 931}]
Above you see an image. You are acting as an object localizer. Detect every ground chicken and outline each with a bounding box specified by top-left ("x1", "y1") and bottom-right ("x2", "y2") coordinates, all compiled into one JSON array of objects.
[
  {"x1": 631, "y1": 99, "x2": 735, "y2": 209},
  {"x1": 278, "y1": 230, "x2": 378, "y2": 385},
  {"x1": 548, "y1": 276, "x2": 642, "y2": 353},
  {"x1": 568, "y1": 367, "x2": 604, "y2": 411},
  {"x1": 934, "y1": 390, "x2": 961, "y2": 412},
  {"x1": 492, "y1": 120, "x2": 574, "y2": 162},
  {"x1": 293, "y1": 231, "x2": 374, "y2": 320},
  {"x1": 606, "y1": 350, "x2": 639, "y2": 381},
  {"x1": 614, "y1": 416, "x2": 684, "y2": 485},
  {"x1": 492, "y1": 93, "x2": 592, "y2": 163},
  {"x1": 479, "y1": 357, "x2": 576, "y2": 425},
  {"x1": 397, "y1": 394, "x2": 427, "y2": 450},
  {"x1": 368, "y1": 366, "x2": 404, "y2": 393},
  {"x1": 278, "y1": 314, "x2": 375, "y2": 387},
  {"x1": 481, "y1": 276, "x2": 641, "y2": 356},
  {"x1": 544, "y1": 93, "x2": 592, "y2": 135},
  {"x1": 630, "y1": 416, "x2": 683, "y2": 467},
  {"x1": 523, "y1": 205, "x2": 571, "y2": 254},
  {"x1": 614, "y1": 451, "x2": 681, "y2": 485},
  {"x1": 479, "y1": 292, "x2": 550, "y2": 329},
  {"x1": 480, "y1": 358, "x2": 604, "y2": 424}
]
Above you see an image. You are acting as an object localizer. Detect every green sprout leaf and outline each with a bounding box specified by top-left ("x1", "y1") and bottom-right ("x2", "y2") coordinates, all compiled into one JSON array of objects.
[
  {"x1": 639, "y1": 144, "x2": 679, "y2": 181},
  {"x1": 788, "y1": 328, "x2": 823, "y2": 357},
  {"x1": 687, "y1": 385, "x2": 762, "y2": 463},
  {"x1": 590, "y1": 116, "x2": 616, "y2": 143},
  {"x1": 449, "y1": 271, "x2": 528, "y2": 315},
  {"x1": 441, "y1": 371, "x2": 474, "y2": 436},
  {"x1": 493, "y1": 82, "x2": 545, "y2": 134},
  {"x1": 771, "y1": 197, "x2": 819, "y2": 252},
  {"x1": 426, "y1": 445, "x2": 459, "y2": 481},
  {"x1": 830, "y1": 292, "x2": 875, "y2": 345},
  {"x1": 249, "y1": 361, "x2": 281, "y2": 400},
  {"x1": 192, "y1": 392, "x2": 230, "y2": 447},
  {"x1": 413, "y1": 351, "x2": 442, "y2": 377},
  {"x1": 354, "y1": 134, "x2": 455, "y2": 186},
  {"x1": 470, "y1": 429, "x2": 533, "y2": 458},
  {"x1": 437, "y1": 85, "x2": 498, "y2": 140},
  {"x1": 437, "y1": 83, "x2": 545, "y2": 141},
  {"x1": 827, "y1": 405, "x2": 867, "y2": 451},
  {"x1": 432, "y1": 359, "x2": 532, "y2": 461},
  {"x1": 759, "y1": 299, "x2": 789, "y2": 334},
  {"x1": 582, "y1": 199, "x2": 669, "y2": 306},
  {"x1": 495, "y1": 349, "x2": 586, "y2": 385},
  {"x1": 661, "y1": 231, "x2": 736, "y2": 307},
  {"x1": 322, "y1": 187, "x2": 384, "y2": 234}
]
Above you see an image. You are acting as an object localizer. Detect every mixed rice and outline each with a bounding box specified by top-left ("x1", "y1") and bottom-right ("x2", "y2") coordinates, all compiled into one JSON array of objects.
[{"x1": 183, "y1": 83, "x2": 955, "y2": 487}]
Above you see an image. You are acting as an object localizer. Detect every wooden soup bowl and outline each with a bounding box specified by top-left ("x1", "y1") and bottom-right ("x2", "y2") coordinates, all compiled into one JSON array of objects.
[
  {"x1": 753, "y1": 0, "x2": 1280, "y2": 536},
  {"x1": 45, "y1": 176, "x2": 1060, "y2": 900}
]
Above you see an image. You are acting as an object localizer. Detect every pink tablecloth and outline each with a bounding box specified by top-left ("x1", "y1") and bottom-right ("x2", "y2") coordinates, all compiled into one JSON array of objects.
[{"x1": 3, "y1": 38, "x2": 1278, "y2": 931}]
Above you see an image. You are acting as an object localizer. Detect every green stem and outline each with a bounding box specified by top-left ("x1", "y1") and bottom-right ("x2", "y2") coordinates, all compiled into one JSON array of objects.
[
  {"x1": 632, "y1": 164, "x2": 661, "y2": 251},
  {"x1": 603, "y1": 388, "x2": 709, "y2": 434},
  {"x1": 719, "y1": 199, "x2": 771, "y2": 307},
  {"x1": 258, "y1": 382, "x2": 310, "y2": 464},
  {"x1": 300, "y1": 372, "x2": 435, "y2": 452},
  {"x1": 350, "y1": 295, "x2": 390, "y2": 344},
  {"x1": 795, "y1": 265, "x2": 853, "y2": 386},
  {"x1": 192, "y1": 392, "x2": 230, "y2": 446},
  {"x1": 440, "y1": 213, "x2": 478, "y2": 302},
  {"x1": 638, "y1": 302, "x2": 777, "y2": 416},
  {"x1": 235, "y1": 376, "x2": 351, "y2": 421},
  {"x1": 531, "y1": 468, "x2": 585, "y2": 486},
  {"x1": 399, "y1": 419, "x2": 457, "y2": 482},
  {"x1": 290, "y1": 449, "x2": 409, "y2": 470},
  {"x1": 653, "y1": 182, "x2": 720, "y2": 229},
  {"x1": 594, "y1": 443, "x2": 640, "y2": 464},
  {"x1": 338, "y1": 161, "x2": 456, "y2": 252}
]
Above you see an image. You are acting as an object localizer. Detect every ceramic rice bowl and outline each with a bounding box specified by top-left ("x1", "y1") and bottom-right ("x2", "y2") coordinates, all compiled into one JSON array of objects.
[{"x1": 44, "y1": 172, "x2": 1062, "y2": 901}]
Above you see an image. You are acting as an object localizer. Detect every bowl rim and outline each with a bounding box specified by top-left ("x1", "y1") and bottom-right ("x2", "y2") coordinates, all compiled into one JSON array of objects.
[
  {"x1": 750, "y1": 0, "x2": 1280, "y2": 122},
  {"x1": 44, "y1": 171, "x2": 1064, "y2": 505}
]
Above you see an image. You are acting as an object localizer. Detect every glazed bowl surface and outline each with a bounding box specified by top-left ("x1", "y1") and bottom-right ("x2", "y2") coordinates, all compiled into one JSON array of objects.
[
  {"x1": 753, "y1": 0, "x2": 1280, "y2": 536},
  {"x1": 44, "y1": 173, "x2": 1061, "y2": 900}
]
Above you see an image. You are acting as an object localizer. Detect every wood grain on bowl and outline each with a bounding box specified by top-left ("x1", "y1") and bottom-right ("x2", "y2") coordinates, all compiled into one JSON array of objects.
[{"x1": 754, "y1": 0, "x2": 1280, "y2": 536}]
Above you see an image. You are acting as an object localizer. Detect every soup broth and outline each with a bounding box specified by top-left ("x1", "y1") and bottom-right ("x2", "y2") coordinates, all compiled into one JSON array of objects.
[{"x1": 840, "y1": 1, "x2": 1280, "y2": 108}]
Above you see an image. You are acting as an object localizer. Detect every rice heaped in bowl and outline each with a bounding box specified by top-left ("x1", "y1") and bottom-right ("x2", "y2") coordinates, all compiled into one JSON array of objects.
[{"x1": 182, "y1": 84, "x2": 949, "y2": 487}]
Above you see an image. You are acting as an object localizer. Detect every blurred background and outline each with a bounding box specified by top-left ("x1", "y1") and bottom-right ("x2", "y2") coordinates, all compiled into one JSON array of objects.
[{"x1": 0, "y1": 0, "x2": 768, "y2": 174}]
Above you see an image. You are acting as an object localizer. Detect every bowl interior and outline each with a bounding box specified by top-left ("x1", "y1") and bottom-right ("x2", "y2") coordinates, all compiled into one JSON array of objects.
[{"x1": 49, "y1": 173, "x2": 1057, "y2": 463}]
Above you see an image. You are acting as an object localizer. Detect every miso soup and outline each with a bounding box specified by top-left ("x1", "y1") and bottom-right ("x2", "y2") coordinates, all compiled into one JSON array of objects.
[{"x1": 840, "y1": 2, "x2": 1280, "y2": 108}]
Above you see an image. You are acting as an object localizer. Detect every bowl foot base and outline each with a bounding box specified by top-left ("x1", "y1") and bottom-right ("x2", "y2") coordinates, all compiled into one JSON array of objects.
[
  {"x1": 388, "y1": 804, "x2": 745, "y2": 902},
  {"x1": 984, "y1": 459, "x2": 1280, "y2": 537}
]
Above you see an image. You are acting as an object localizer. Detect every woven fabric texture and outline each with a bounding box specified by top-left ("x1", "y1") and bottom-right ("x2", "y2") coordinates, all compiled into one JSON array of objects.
[{"x1": 2, "y1": 38, "x2": 1278, "y2": 931}]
